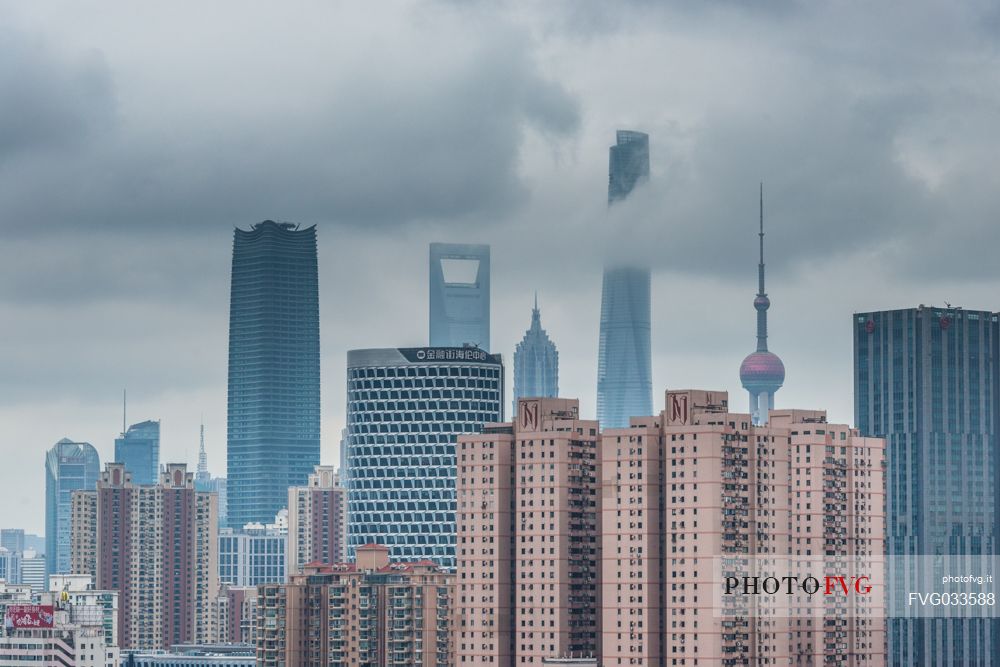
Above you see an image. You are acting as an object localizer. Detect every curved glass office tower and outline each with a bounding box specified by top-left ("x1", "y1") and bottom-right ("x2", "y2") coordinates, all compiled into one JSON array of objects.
[
  {"x1": 346, "y1": 347, "x2": 503, "y2": 569},
  {"x1": 227, "y1": 221, "x2": 320, "y2": 528},
  {"x1": 45, "y1": 439, "x2": 99, "y2": 578},
  {"x1": 597, "y1": 130, "x2": 652, "y2": 428}
]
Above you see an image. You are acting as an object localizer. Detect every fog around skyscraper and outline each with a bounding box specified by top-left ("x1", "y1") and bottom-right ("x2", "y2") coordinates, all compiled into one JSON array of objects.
[
  {"x1": 4, "y1": 1, "x2": 1000, "y2": 532},
  {"x1": 597, "y1": 130, "x2": 652, "y2": 428}
]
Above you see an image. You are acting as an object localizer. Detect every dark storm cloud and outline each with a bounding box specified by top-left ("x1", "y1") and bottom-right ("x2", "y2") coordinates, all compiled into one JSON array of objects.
[
  {"x1": 595, "y1": 92, "x2": 940, "y2": 276},
  {"x1": 0, "y1": 25, "x2": 114, "y2": 159},
  {"x1": 4, "y1": 0, "x2": 1000, "y2": 534},
  {"x1": 0, "y1": 9, "x2": 578, "y2": 237}
]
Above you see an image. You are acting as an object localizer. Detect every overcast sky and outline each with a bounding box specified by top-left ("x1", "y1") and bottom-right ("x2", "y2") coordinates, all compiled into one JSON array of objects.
[{"x1": 3, "y1": 1, "x2": 1000, "y2": 534}]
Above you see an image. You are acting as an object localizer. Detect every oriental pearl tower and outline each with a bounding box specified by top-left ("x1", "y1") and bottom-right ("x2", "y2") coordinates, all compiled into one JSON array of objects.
[{"x1": 739, "y1": 184, "x2": 785, "y2": 425}]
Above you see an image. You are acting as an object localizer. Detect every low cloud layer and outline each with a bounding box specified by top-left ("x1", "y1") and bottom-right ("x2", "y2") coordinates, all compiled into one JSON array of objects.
[{"x1": 3, "y1": 0, "x2": 1000, "y2": 532}]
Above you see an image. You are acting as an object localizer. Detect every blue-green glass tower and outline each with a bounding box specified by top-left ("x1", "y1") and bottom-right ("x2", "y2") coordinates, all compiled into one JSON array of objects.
[
  {"x1": 227, "y1": 221, "x2": 320, "y2": 529},
  {"x1": 854, "y1": 306, "x2": 999, "y2": 666},
  {"x1": 45, "y1": 439, "x2": 100, "y2": 578},
  {"x1": 114, "y1": 419, "x2": 159, "y2": 486},
  {"x1": 597, "y1": 130, "x2": 652, "y2": 428}
]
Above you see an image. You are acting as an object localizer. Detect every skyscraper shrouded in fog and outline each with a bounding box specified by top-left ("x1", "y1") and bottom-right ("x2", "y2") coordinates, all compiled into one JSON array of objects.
[
  {"x1": 855, "y1": 306, "x2": 999, "y2": 666},
  {"x1": 512, "y1": 293, "x2": 558, "y2": 415},
  {"x1": 596, "y1": 130, "x2": 652, "y2": 428},
  {"x1": 429, "y1": 243, "x2": 491, "y2": 351},
  {"x1": 739, "y1": 185, "x2": 785, "y2": 425},
  {"x1": 114, "y1": 419, "x2": 160, "y2": 486},
  {"x1": 346, "y1": 346, "x2": 503, "y2": 569},
  {"x1": 44, "y1": 438, "x2": 99, "y2": 579},
  {"x1": 227, "y1": 221, "x2": 320, "y2": 528}
]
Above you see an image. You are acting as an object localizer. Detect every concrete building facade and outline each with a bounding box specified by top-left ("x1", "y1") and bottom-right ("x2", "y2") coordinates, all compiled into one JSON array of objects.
[
  {"x1": 287, "y1": 465, "x2": 347, "y2": 574},
  {"x1": 0, "y1": 580, "x2": 120, "y2": 667},
  {"x1": 256, "y1": 544, "x2": 452, "y2": 667},
  {"x1": 218, "y1": 511, "x2": 287, "y2": 588},
  {"x1": 70, "y1": 463, "x2": 218, "y2": 650},
  {"x1": 456, "y1": 392, "x2": 886, "y2": 667},
  {"x1": 455, "y1": 398, "x2": 601, "y2": 666}
]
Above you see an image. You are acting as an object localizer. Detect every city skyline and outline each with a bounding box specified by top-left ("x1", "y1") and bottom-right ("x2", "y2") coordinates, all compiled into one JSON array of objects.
[{"x1": 5, "y1": 1, "x2": 1000, "y2": 537}]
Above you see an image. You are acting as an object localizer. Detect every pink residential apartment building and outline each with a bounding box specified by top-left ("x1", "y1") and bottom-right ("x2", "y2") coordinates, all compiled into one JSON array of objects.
[
  {"x1": 287, "y1": 465, "x2": 348, "y2": 574},
  {"x1": 256, "y1": 544, "x2": 452, "y2": 667},
  {"x1": 455, "y1": 398, "x2": 601, "y2": 666},
  {"x1": 70, "y1": 462, "x2": 219, "y2": 650},
  {"x1": 456, "y1": 392, "x2": 885, "y2": 667}
]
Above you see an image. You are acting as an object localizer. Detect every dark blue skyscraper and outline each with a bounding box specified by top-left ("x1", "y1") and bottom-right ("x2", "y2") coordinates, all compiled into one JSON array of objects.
[
  {"x1": 227, "y1": 221, "x2": 320, "y2": 528},
  {"x1": 513, "y1": 294, "x2": 558, "y2": 415},
  {"x1": 45, "y1": 439, "x2": 99, "y2": 578},
  {"x1": 597, "y1": 130, "x2": 652, "y2": 428},
  {"x1": 114, "y1": 419, "x2": 160, "y2": 485},
  {"x1": 429, "y1": 243, "x2": 491, "y2": 351},
  {"x1": 855, "y1": 306, "x2": 999, "y2": 666}
]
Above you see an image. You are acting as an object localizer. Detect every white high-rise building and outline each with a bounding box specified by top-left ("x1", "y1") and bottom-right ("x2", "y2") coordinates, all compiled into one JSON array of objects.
[{"x1": 346, "y1": 346, "x2": 503, "y2": 568}]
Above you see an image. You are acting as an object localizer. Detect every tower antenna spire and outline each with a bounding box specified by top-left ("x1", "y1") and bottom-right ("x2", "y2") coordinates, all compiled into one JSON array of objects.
[
  {"x1": 122, "y1": 388, "x2": 127, "y2": 437},
  {"x1": 198, "y1": 416, "x2": 207, "y2": 476},
  {"x1": 758, "y1": 182, "x2": 765, "y2": 297},
  {"x1": 740, "y1": 181, "x2": 785, "y2": 425}
]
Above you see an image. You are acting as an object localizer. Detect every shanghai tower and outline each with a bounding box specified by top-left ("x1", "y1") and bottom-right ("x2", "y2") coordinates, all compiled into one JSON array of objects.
[
  {"x1": 597, "y1": 130, "x2": 652, "y2": 428},
  {"x1": 227, "y1": 221, "x2": 320, "y2": 528}
]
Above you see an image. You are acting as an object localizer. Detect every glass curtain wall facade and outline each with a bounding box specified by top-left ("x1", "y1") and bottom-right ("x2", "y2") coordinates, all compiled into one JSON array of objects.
[
  {"x1": 114, "y1": 419, "x2": 160, "y2": 486},
  {"x1": 346, "y1": 347, "x2": 503, "y2": 569},
  {"x1": 855, "y1": 306, "x2": 999, "y2": 666},
  {"x1": 429, "y1": 243, "x2": 491, "y2": 351},
  {"x1": 44, "y1": 439, "x2": 99, "y2": 578},
  {"x1": 597, "y1": 130, "x2": 652, "y2": 428},
  {"x1": 227, "y1": 221, "x2": 320, "y2": 528}
]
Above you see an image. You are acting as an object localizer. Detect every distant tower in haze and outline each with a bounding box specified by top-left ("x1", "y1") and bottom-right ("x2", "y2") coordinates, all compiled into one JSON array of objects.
[
  {"x1": 197, "y1": 421, "x2": 208, "y2": 478},
  {"x1": 513, "y1": 293, "x2": 558, "y2": 415},
  {"x1": 739, "y1": 185, "x2": 785, "y2": 425},
  {"x1": 597, "y1": 130, "x2": 652, "y2": 428},
  {"x1": 429, "y1": 243, "x2": 491, "y2": 351},
  {"x1": 194, "y1": 420, "x2": 228, "y2": 528},
  {"x1": 227, "y1": 221, "x2": 320, "y2": 528}
]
